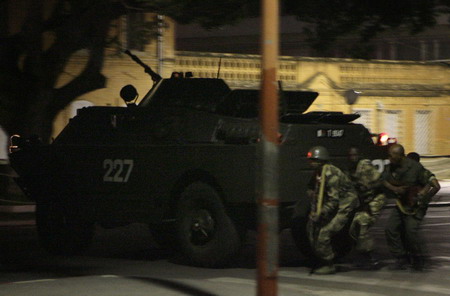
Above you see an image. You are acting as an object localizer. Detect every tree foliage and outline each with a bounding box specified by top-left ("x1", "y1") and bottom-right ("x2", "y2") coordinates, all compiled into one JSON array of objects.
[
  {"x1": 284, "y1": 0, "x2": 450, "y2": 57},
  {"x1": 128, "y1": 0, "x2": 259, "y2": 28},
  {"x1": 0, "y1": 0, "x2": 256, "y2": 141}
]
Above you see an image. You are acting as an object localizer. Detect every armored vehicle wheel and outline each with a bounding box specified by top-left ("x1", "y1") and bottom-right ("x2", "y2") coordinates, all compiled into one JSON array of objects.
[
  {"x1": 331, "y1": 219, "x2": 355, "y2": 258},
  {"x1": 36, "y1": 199, "x2": 94, "y2": 256},
  {"x1": 175, "y1": 182, "x2": 242, "y2": 267},
  {"x1": 149, "y1": 223, "x2": 176, "y2": 249},
  {"x1": 291, "y1": 214, "x2": 317, "y2": 262}
]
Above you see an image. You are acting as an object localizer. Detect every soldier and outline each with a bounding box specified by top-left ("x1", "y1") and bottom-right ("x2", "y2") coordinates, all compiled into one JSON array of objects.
[
  {"x1": 405, "y1": 152, "x2": 441, "y2": 269},
  {"x1": 383, "y1": 144, "x2": 431, "y2": 271},
  {"x1": 346, "y1": 146, "x2": 386, "y2": 269},
  {"x1": 0, "y1": 126, "x2": 17, "y2": 198},
  {"x1": 306, "y1": 146, "x2": 359, "y2": 275},
  {"x1": 0, "y1": 125, "x2": 16, "y2": 177},
  {"x1": 406, "y1": 152, "x2": 441, "y2": 206}
]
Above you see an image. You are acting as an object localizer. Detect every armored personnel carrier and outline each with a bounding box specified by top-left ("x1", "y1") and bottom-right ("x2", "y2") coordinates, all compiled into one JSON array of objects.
[{"x1": 10, "y1": 52, "x2": 391, "y2": 267}]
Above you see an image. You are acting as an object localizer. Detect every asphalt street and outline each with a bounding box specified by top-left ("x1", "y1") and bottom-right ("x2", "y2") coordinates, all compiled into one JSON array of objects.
[
  {"x1": 1, "y1": 204, "x2": 450, "y2": 296},
  {"x1": 0, "y1": 181, "x2": 449, "y2": 295}
]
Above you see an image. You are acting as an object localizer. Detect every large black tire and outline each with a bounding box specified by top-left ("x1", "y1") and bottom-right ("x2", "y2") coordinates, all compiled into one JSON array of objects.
[
  {"x1": 291, "y1": 214, "x2": 317, "y2": 262},
  {"x1": 175, "y1": 182, "x2": 242, "y2": 267},
  {"x1": 149, "y1": 223, "x2": 176, "y2": 249},
  {"x1": 36, "y1": 199, "x2": 94, "y2": 256},
  {"x1": 331, "y1": 217, "x2": 355, "y2": 258}
]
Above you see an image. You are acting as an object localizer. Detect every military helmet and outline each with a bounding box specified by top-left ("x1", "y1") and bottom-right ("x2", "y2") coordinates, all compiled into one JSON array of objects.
[{"x1": 307, "y1": 146, "x2": 330, "y2": 161}]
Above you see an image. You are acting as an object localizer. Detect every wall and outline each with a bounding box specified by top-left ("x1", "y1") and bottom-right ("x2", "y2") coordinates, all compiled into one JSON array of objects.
[{"x1": 54, "y1": 52, "x2": 450, "y2": 156}]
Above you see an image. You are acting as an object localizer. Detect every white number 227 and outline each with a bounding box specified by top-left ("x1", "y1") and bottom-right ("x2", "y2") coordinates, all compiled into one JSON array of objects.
[{"x1": 103, "y1": 159, "x2": 134, "y2": 183}]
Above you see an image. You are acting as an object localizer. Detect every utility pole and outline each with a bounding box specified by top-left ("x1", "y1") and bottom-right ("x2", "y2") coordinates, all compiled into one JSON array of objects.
[
  {"x1": 157, "y1": 14, "x2": 164, "y2": 76},
  {"x1": 256, "y1": 0, "x2": 279, "y2": 295}
]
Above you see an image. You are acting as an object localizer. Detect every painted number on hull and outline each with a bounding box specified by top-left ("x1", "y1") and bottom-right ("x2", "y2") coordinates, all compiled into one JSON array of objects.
[{"x1": 103, "y1": 159, "x2": 134, "y2": 183}]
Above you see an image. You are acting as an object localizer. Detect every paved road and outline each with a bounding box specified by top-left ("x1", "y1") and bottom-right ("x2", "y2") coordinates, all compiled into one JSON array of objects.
[
  {"x1": 1, "y1": 203, "x2": 450, "y2": 295},
  {"x1": 0, "y1": 181, "x2": 449, "y2": 295}
]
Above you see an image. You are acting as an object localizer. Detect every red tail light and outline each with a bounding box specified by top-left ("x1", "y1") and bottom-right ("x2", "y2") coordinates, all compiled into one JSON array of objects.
[
  {"x1": 375, "y1": 133, "x2": 397, "y2": 146},
  {"x1": 9, "y1": 135, "x2": 21, "y2": 153}
]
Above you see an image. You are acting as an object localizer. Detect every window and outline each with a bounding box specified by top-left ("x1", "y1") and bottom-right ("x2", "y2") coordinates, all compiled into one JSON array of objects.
[
  {"x1": 383, "y1": 110, "x2": 402, "y2": 142},
  {"x1": 414, "y1": 110, "x2": 432, "y2": 155}
]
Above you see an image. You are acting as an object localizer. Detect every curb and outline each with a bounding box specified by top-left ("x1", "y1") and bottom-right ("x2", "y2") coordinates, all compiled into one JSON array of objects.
[
  {"x1": 0, "y1": 205, "x2": 36, "y2": 226},
  {"x1": 0, "y1": 205, "x2": 35, "y2": 213},
  {"x1": 0, "y1": 220, "x2": 35, "y2": 226},
  {"x1": 384, "y1": 201, "x2": 450, "y2": 209}
]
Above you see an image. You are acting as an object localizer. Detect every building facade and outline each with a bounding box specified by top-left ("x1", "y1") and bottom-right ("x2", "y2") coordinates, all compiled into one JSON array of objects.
[
  {"x1": 3, "y1": 1, "x2": 448, "y2": 155},
  {"x1": 55, "y1": 49, "x2": 450, "y2": 156}
]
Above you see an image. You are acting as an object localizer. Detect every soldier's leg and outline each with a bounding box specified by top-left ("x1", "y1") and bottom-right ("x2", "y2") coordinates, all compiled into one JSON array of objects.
[
  {"x1": 313, "y1": 225, "x2": 336, "y2": 275},
  {"x1": 385, "y1": 207, "x2": 408, "y2": 269},
  {"x1": 306, "y1": 219, "x2": 322, "y2": 265},
  {"x1": 350, "y1": 211, "x2": 382, "y2": 269},
  {"x1": 404, "y1": 210, "x2": 426, "y2": 270},
  {"x1": 385, "y1": 207, "x2": 406, "y2": 256},
  {"x1": 368, "y1": 193, "x2": 386, "y2": 219},
  {"x1": 351, "y1": 194, "x2": 385, "y2": 251},
  {"x1": 354, "y1": 193, "x2": 385, "y2": 253},
  {"x1": 351, "y1": 211, "x2": 374, "y2": 253},
  {"x1": 315, "y1": 226, "x2": 334, "y2": 261},
  {"x1": 359, "y1": 193, "x2": 386, "y2": 268}
]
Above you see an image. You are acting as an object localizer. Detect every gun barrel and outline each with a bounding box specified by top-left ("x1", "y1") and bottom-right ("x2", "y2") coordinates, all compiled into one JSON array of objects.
[{"x1": 124, "y1": 50, "x2": 162, "y2": 83}]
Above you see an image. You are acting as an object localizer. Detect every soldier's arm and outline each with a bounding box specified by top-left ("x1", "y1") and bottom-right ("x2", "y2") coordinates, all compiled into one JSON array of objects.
[
  {"x1": 418, "y1": 174, "x2": 440, "y2": 203},
  {"x1": 381, "y1": 167, "x2": 403, "y2": 195},
  {"x1": 383, "y1": 180, "x2": 407, "y2": 195},
  {"x1": 429, "y1": 178, "x2": 441, "y2": 197},
  {"x1": 359, "y1": 160, "x2": 383, "y2": 190},
  {"x1": 368, "y1": 193, "x2": 386, "y2": 218},
  {"x1": 411, "y1": 167, "x2": 437, "y2": 206},
  {"x1": 319, "y1": 170, "x2": 340, "y2": 220}
]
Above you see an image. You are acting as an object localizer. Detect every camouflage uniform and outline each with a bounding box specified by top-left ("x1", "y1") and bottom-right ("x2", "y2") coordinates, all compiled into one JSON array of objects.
[
  {"x1": 383, "y1": 158, "x2": 428, "y2": 262},
  {"x1": 347, "y1": 159, "x2": 386, "y2": 253},
  {"x1": 307, "y1": 164, "x2": 359, "y2": 262}
]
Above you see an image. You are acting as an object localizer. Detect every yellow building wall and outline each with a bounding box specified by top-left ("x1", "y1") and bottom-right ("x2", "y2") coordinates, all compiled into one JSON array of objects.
[{"x1": 54, "y1": 50, "x2": 450, "y2": 156}]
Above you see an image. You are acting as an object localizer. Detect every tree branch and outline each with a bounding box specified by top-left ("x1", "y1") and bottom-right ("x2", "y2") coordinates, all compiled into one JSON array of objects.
[{"x1": 51, "y1": 66, "x2": 107, "y2": 115}]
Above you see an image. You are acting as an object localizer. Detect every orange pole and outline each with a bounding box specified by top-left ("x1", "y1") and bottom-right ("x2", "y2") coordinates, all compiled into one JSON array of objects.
[{"x1": 256, "y1": 0, "x2": 279, "y2": 296}]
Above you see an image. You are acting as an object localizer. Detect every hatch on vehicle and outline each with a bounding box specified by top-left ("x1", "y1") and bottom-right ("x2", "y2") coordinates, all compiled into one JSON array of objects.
[
  {"x1": 215, "y1": 89, "x2": 319, "y2": 119},
  {"x1": 139, "y1": 78, "x2": 231, "y2": 112}
]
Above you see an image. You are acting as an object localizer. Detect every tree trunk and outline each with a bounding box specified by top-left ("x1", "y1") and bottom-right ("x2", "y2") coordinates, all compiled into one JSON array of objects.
[{"x1": 0, "y1": 0, "x2": 123, "y2": 142}]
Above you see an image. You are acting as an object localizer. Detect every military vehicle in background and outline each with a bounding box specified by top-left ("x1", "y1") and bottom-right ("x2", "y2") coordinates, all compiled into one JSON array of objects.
[{"x1": 9, "y1": 51, "x2": 392, "y2": 267}]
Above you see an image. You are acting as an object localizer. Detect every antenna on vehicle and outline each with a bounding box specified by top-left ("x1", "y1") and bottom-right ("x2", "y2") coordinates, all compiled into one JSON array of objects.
[{"x1": 216, "y1": 57, "x2": 222, "y2": 79}]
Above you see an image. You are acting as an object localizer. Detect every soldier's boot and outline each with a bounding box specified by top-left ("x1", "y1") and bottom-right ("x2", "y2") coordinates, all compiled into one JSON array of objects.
[
  {"x1": 411, "y1": 256, "x2": 425, "y2": 272},
  {"x1": 314, "y1": 261, "x2": 336, "y2": 275},
  {"x1": 389, "y1": 255, "x2": 408, "y2": 270}
]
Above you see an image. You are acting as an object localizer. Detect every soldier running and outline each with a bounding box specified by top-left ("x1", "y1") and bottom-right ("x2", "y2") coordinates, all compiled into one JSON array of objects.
[
  {"x1": 406, "y1": 152, "x2": 441, "y2": 207},
  {"x1": 383, "y1": 144, "x2": 432, "y2": 271},
  {"x1": 346, "y1": 146, "x2": 386, "y2": 269},
  {"x1": 306, "y1": 146, "x2": 359, "y2": 275}
]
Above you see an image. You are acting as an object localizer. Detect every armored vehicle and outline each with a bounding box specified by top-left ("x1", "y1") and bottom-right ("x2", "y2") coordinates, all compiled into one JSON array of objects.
[{"x1": 10, "y1": 53, "x2": 391, "y2": 267}]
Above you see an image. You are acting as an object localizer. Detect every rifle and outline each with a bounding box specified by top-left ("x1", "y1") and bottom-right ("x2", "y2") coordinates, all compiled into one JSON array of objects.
[
  {"x1": 124, "y1": 50, "x2": 162, "y2": 83},
  {"x1": 387, "y1": 177, "x2": 423, "y2": 214},
  {"x1": 309, "y1": 164, "x2": 328, "y2": 274}
]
